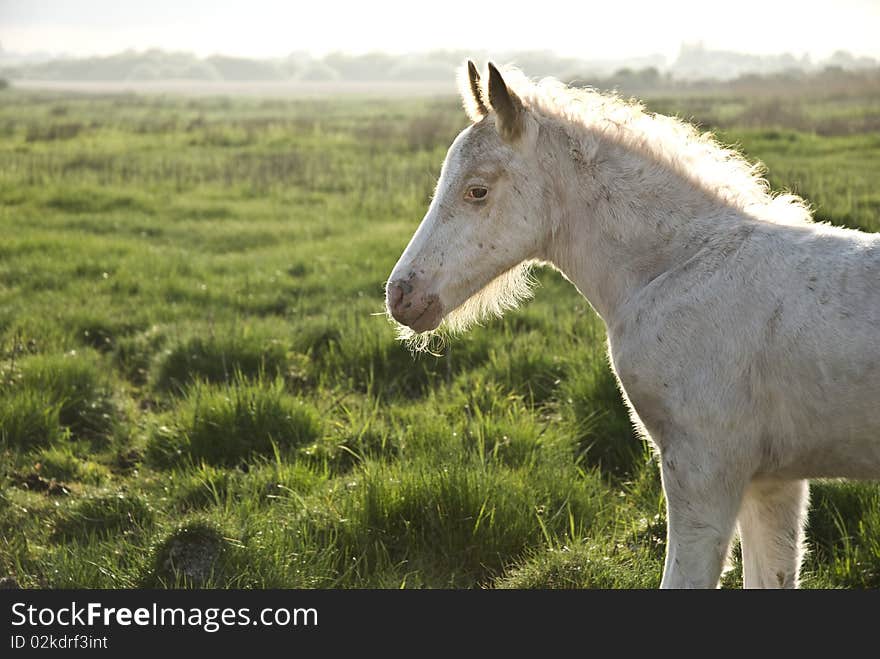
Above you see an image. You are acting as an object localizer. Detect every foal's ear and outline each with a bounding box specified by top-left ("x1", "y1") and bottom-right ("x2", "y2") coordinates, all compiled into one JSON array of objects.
[
  {"x1": 487, "y1": 62, "x2": 524, "y2": 141},
  {"x1": 457, "y1": 59, "x2": 488, "y2": 121}
]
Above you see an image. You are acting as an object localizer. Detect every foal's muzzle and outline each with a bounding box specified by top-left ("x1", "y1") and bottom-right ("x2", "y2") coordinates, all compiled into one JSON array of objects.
[{"x1": 386, "y1": 276, "x2": 444, "y2": 333}]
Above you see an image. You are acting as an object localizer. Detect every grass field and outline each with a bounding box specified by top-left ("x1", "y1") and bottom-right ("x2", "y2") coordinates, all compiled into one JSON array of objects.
[{"x1": 0, "y1": 85, "x2": 879, "y2": 588}]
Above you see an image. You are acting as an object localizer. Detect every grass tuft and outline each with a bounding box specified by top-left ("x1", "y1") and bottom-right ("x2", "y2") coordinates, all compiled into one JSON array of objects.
[
  {"x1": 53, "y1": 492, "x2": 154, "y2": 543},
  {"x1": 146, "y1": 375, "x2": 322, "y2": 467},
  {"x1": 496, "y1": 540, "x2": 662, "y2": 589},
  {"x1": 0, "y1": 389, "x2": 63, "y2": 449},
  {"x1": 152, "y1": 327, "x2": 290, "y2": 392},
  {"x1": 2, "y1": 352, "x2": 116, "y2": 444}
]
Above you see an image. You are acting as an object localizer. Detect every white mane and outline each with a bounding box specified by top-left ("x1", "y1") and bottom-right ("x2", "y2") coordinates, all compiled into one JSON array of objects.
[{"x1": 477, "y1": 68, "x2": 814, "y2": 227}]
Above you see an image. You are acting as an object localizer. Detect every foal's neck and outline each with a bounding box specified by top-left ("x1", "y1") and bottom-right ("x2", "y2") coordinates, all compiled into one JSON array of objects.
[{"x1": 544, "y1": 132, "x2": 747, "y2": 324}]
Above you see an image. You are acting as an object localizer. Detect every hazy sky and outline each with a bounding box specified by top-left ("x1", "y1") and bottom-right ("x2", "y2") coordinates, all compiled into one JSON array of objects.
[{"x1": 2, "y1": 0, "x2": 879, "y2": 61}]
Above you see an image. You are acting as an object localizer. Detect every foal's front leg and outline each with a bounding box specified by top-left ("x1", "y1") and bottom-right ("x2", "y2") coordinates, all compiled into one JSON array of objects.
[
  {"x1": 658, "y1": 446, "x2": 746, "y2": 588},
  {"x1": 738, "y1": 479, "x2": 808, "y2": 588}
]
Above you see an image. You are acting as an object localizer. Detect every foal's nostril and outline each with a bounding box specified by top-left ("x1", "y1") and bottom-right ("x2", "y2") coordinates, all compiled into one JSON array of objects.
[{"x1": 386, "y1": 281, "x2": 404, "y2": 312}]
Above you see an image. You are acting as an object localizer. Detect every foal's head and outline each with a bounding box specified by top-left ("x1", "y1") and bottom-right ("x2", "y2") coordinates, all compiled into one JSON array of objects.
[{"x1": 386, "y1": 62, "x2": 554, "y2": 345}]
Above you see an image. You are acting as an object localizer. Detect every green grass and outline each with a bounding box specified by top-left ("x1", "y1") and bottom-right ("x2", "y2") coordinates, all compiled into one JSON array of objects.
[
  {"x1": 0, "y1": 388, "x2": 63, "y2": 449},
  {"x1": 0, "y1": 86, "x2": 878, "y2": 588},
  {"x1": 151, "y1": 325, "x2": 291, "y2": 392},
  {"x1": 52, "y1": 492, "x2": 155, "y2": 543},
  {"x1": 146, "y1": 375, "x2": 322, "y2": 467},
  {"x1": 1, "y1": 351, "x2": 117, "y2": 448}
]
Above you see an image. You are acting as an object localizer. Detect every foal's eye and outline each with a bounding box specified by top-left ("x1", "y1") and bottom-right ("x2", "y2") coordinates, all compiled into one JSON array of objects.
[{"x1": 465, "y1": 186, "x2": 489, "y2": 201}]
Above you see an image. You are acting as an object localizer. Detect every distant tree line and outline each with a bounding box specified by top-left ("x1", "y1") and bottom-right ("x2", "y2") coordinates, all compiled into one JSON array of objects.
[{"x1": 1, "y1": 47, "x2": 878, "y2": 90}]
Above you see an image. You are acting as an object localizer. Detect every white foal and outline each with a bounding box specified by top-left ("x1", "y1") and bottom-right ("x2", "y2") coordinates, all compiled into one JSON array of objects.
[{"x1": 385, "y1": 61, "x2": 880, "y2": 588}]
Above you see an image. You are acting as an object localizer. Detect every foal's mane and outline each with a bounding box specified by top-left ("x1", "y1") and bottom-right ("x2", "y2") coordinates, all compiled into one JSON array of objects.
[{"x1": 488, "y1": 68, "x2": 813, "y2": 226}]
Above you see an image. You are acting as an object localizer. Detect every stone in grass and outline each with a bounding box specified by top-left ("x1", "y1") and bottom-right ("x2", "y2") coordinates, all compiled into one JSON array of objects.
[
  {"x1": 0, "y1": 576, "x2": 21, "y2": 589},
  {"x1": 153, "y1": 523, "x2": 226, "y2": 587}
]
